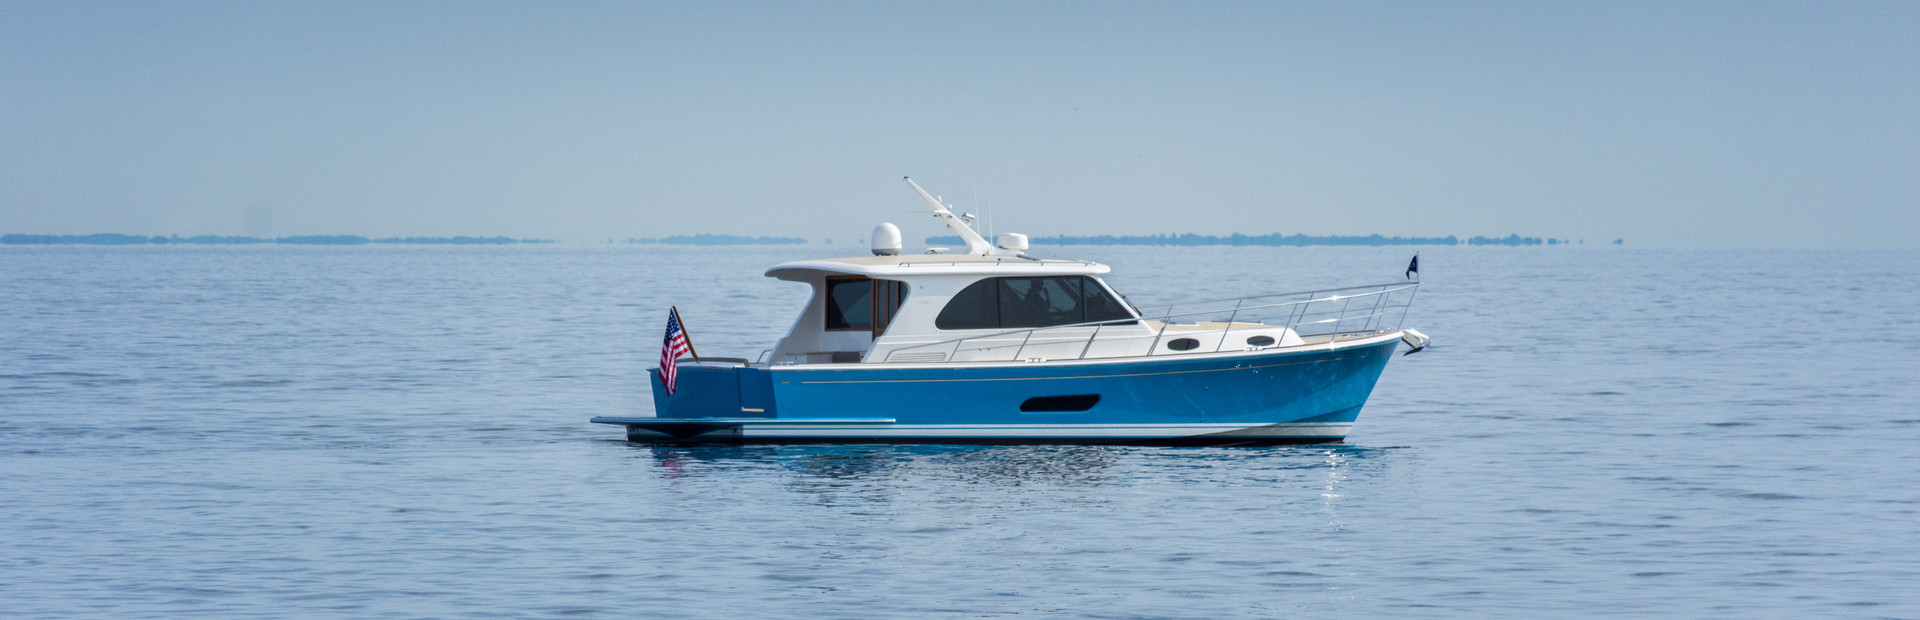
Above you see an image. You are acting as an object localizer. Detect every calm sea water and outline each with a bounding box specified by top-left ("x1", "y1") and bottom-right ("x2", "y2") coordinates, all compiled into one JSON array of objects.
[{"x1": 3, "y1": 245, "x2": 1917, "y2": 618}]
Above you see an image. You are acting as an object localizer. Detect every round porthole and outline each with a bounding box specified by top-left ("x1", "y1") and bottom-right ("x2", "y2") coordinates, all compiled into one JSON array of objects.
[
  {"x1": 1167, "y1": 338, "x2": 1200, "y2": 351},
  {"x1": 1246, "y1": 335, "x2": 1276, "y2": 347}
]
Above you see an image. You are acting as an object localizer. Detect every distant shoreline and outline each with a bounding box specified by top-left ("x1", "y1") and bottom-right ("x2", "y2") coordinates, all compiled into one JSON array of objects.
[
  {"x1": 1, "y1": 234, "x2": 556, "y2": 246},
  {"x1": 622, "y1": 234, "x2": 807, "y2": 245},
  {"x1": 928, "y1": 233, "x2": 1582, "y2": 247}
]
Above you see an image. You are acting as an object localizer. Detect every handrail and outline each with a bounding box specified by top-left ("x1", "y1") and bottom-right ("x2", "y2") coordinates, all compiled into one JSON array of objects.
[
  {"x1": 1129, "y1": 281, "x2": 1417, "y2": 310},
  {"x1": 880, "y1": 282, "x2": 1421, "y2": 363},
  {"x1": 892, "y1": 283, "x2": 1418, "y2": 350}
]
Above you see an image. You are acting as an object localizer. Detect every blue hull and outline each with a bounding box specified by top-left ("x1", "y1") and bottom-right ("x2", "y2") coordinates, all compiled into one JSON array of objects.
[{"x1": 594, "y1": 336, "x2": 1403, "y2": 445}]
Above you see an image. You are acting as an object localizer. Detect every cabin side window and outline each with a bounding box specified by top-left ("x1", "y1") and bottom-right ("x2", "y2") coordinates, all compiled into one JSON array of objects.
[
  {"x1": 1083, "y1": 277, "x2": 1134, "y2": 323},
  {"x1": 824, "y1": 277, "x2": 873, "y2": 330},
  {"x1": 936, "y1": 276, "x2": 1137, "y2": 330},
  {"x1": 999, "y1": 276, "x2": 1083, "y2": 328},
  {"x1": 826, "y1": 277, "x2": 909, "y2": 335},
  {"x1": 934, "y1": 278, "x2": 998, "y2": 330}
]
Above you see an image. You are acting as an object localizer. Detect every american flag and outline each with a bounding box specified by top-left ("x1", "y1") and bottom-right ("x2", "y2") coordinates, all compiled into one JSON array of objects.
[{"x1": 659, "y1": 308, "x2": 691, "y2": 395}]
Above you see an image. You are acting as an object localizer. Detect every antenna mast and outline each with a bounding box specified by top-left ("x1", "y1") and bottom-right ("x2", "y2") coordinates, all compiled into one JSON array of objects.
[{"x1": 903, "y1": 177, "x2": 992, "y2": 255}]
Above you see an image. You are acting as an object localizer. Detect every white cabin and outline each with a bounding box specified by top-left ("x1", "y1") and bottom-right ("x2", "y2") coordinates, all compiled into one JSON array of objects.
[
  {"x1": 758, "y1": 178, "x2": 1306, "y2": 366},
  {"x1": 763, "y1": 254, "x2": 1305, "y2": 365}
]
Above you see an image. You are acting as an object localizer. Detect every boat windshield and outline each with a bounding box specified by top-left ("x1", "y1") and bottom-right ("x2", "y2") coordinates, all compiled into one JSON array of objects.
[{"x1": 935, "y1": 276, "x2": 1133, "y2": 330}]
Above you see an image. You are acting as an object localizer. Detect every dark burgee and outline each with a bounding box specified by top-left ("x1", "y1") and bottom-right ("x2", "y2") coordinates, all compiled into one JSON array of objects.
[{"x1": 1406, "y1": 254, "x2": 1419, "y2": 280}]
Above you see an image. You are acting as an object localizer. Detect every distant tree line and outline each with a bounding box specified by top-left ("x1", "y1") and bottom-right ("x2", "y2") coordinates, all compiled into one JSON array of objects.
[
  {"x1": 624, "y1": 234, "x2": 806, "y2": 245},
  {"x1": 1, "y1": 234, "x2": 555, "y2": 245},
  {"x1": 925, "y1": 232, "x2": 1574, "y2": 247},
  {"x1": 1465, "y1": 234, "x2": 1571, "y2": 246}
]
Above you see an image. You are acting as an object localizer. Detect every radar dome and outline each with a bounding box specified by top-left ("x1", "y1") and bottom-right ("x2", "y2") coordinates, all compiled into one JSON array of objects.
[
  {"x1": 871, "y1": 223, "x2": 902, "y2": 256},
  {"x1": 996, "y1": 232, "x2": 1029, "y2": 252}
]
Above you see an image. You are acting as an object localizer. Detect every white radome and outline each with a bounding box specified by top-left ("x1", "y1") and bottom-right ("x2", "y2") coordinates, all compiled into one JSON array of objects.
[
  {"x1": 870, "y1": 222, "x2": 902, "y2": 256},
  {"x1": 996, "y1": 232, "x2": 1028, "y2": 252}
]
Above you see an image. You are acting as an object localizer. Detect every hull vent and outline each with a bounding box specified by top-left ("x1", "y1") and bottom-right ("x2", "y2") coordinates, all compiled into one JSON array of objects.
[{"x1": 1020, "y1": 394, "x2": 1102, "y2": 412}]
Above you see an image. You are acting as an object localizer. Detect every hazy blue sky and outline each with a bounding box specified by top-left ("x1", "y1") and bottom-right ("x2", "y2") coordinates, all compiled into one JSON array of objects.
[{"x1": 2, "y1": 1, "x2": 1914, "y2": 247}]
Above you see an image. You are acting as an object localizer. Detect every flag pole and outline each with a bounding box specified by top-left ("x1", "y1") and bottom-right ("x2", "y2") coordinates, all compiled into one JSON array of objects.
[{"x1": 671, "y1": 306, "x2": 701, "y2": 362}]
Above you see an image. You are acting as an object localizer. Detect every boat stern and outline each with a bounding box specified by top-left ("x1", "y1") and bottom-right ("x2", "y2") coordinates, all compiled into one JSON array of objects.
[{"x1": 648, "y1": 362, "x2": 777, "y2": 419}]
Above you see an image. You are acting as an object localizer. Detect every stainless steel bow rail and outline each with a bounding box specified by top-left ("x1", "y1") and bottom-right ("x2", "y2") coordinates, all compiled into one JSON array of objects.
[{"x1": 881, "y1": 282, "x2": 1421, "y2": 363}]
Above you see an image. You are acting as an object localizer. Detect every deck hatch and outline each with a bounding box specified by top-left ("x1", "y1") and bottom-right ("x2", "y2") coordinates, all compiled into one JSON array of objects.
[{"x1": 1020, "y1": 394, "x2": 1102, "y2": 412}]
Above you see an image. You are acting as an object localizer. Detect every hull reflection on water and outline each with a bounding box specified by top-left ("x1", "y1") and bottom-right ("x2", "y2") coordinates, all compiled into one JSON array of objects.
[{"x1": 637, "y1": 443, "x2": 1398, "y2": 488}]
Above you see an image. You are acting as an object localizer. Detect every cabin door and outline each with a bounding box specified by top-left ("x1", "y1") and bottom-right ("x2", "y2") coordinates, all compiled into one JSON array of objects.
[{"x1": 870, "y1": 279, "x2": 906, "y2": 339}]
